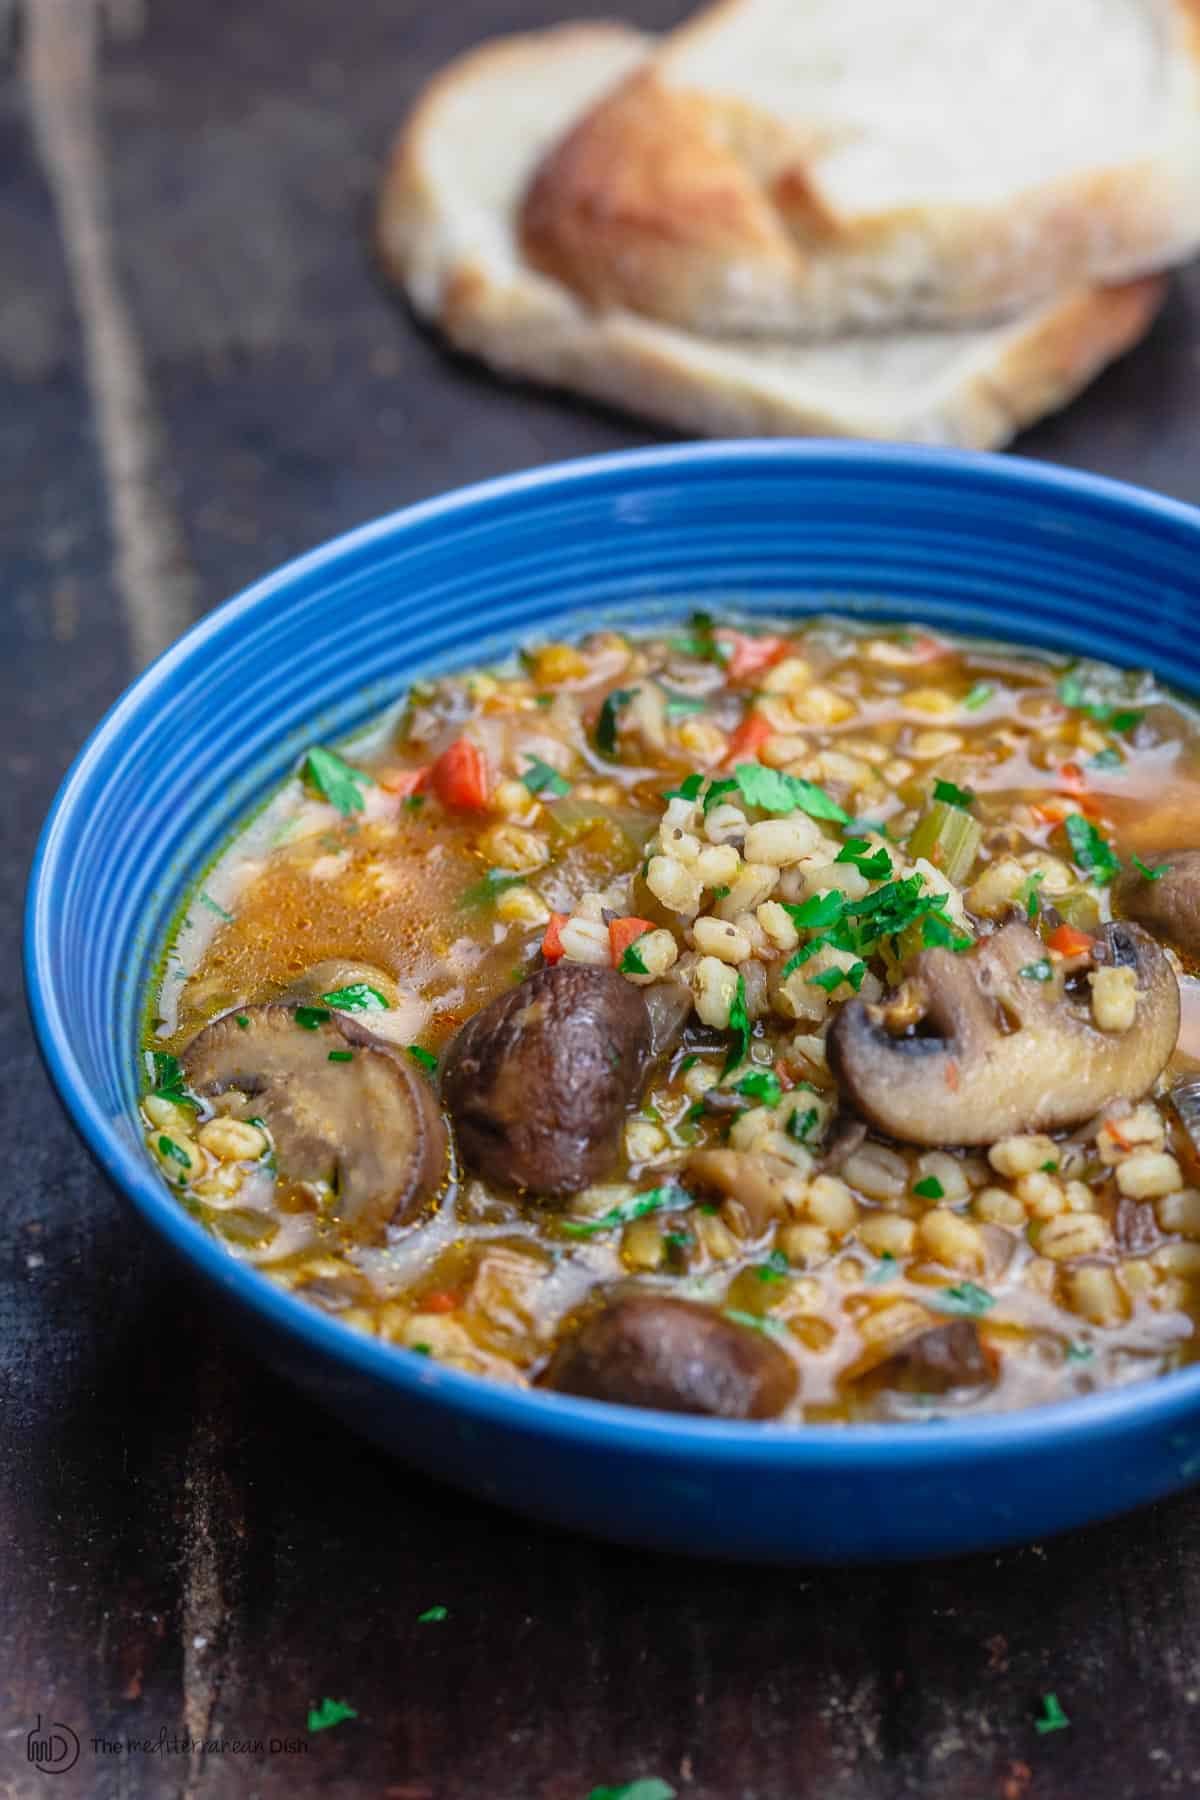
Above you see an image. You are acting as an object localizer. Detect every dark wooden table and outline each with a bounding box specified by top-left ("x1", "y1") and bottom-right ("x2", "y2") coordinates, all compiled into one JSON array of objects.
[{"x1": 6, "y1": 4, "x2": 1200, "y2": 1795}]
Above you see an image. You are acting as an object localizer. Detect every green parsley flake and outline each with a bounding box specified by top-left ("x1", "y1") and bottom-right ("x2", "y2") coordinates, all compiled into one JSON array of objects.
[
  {"x1": 933, "y1": 1281, "x2": 995, "y2": 1318},
  {"x1": 663, "y1": 772, "x2": 705, "y2": 803},
  {"x1": 668, "y1": 610, "x2": 728, "y2": 665},
  {"x1": 808, "y1": 965, "x2": 853, "y2": 994},
  {"x1": 1058, "y1": 673, "x2": 1143, "y2": 731},
  {"x1": 920, "y1": 914, "x2": 973, "y2": 951},
  {"x1": 407, "y1": 1045, "x2": 438, "y2": 1073},
  {"x1": 1034, "y1": 1693, "x2": 1071, "y2": 1735},
  {"x1": 199, "y1": 892, "x2": 234, "y2": 922},
  {"x1": 1040, "y1": 1159, "x2": 1059, "y2": 1173},
  {"x1": 303, "y1": 746, "x2": 374, "y2": 816},
  {"x1": 307, "y1": 1698, "x2": 357, "y2": 1733},
  {"x1": 1089, "y1": 747, "x2": 1123, "y2": 770},
  {"x1": 730, "y1": 763, "x2": 851, "y2": 825},
  {"x1": 723, "y1": 1308, "x2": 788, "y2": 1338},
  {"x1": 619, "y1": 939, "x2": 650, "y2": 975},
  {"x1": 1131, "y1": 855, "x2": 1169, "y2": 882},
  {"x1": 148, "y1": 1050, "x2": 200, "y2": 1110},
  {"x1": 417, "y1": 1605, "x2": 449, "y2": 1623},
  {"x1": 664, "y1": 692, "x2": 707, "y2": 720},
  {"x1": 756, "y1": 1249, "x2": 790, "y2": 1283},
  {"x1": 724, "y1": 973, "x2": 751, "y2": 1073},
  {"x1": 322, "y1": 982, "x2": 390, "y2": 1012},
  {"x1": 736, "y1": 1069, "x2": 782, "y2": 1107},
  {"x1": 836, "y1": 837, "x2": 893, "y2": 880},
  {"x1": 561, "y1": 1185, "x2": 688, "y2": 1238},
  {"x1": 294, "y1": 1005, "x2": 331, "y2": 1030},
  {"x1": 157, "y1": 1134, "x2": 191, "y2": 1169},
  {"x1": 586, "y1": 1780, "x2": 677, "y2": 1800},
  {"x1": 867, "y1": 1253, "x2": 898, "y2": 1285},
  {"x1": 522, "y1": 756, "x2": 571, "y2": 798},
  {"x1": 1066, "y1": 1342, "x2": 1094, "y2": 1363},
  {"x1": 235, "y1": 1014, "x2": 250, "y2": 1029},
  {"x1": 596, "y1": 687, "x2": 637, "y2": 755},
  {"x1": 404, "y1": 793, "x2": 425, "y2": 811},
  {"x1": 963, "y1": 682, "x2": 994, "y2": 711},
  {"x1": 411, "y1": 1342, "x2": 432, "y2": 1356},
  {"x1": 786, "y1": 1107, "x2": 818, "y2": 1144},
  {"x1": 932, "y1": 777, "x2": 975, "y2": 809},
  {"x1": 327, "y1": 1050, "x2": 354, "y2": 1064},
  {"x1": 782, "y1": 891, "x2": 844, "y2": 931},
  {"x1": 1064, "y1": 813, "x2": 1121, "y2": 886},
  {"x1": 679, "y1": 1054, "x2": 699, "y2": 1072},
  {"x1": 913, "y1": 1176, "x2": 944, "y2": 1199},
  {"x1": 1019, "y1": 960, "x2": 1054, "y2": 982},
  {"x1": 462, "y1": 868, "x2": 531, "y2": 907}
]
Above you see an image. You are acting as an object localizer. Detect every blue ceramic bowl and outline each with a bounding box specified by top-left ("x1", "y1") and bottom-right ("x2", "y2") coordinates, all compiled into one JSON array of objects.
[{"x1": 26, "y1": 442, "x2": 1200, "y2": 1562}]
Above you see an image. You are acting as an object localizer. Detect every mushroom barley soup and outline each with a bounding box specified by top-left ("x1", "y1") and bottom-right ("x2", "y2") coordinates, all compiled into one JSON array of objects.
[{"x1": 143, "y1": 618, "x2": 1200, "y2": 1422}]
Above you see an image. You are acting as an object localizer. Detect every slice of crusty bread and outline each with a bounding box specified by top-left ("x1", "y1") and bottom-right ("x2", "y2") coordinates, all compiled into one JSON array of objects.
[
  {"x1": 520, "y1": 0, "x2": 1200, "y2": 339},
  {"x1": 379, "y1": 23, "x2": 1165, "y2": 451}
]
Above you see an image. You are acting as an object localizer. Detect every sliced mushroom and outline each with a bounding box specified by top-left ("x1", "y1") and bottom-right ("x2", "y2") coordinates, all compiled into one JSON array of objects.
[
  {"x1": 440, "y1": 964, "x2": 653, "y2": 1195},
  {"x1": 868, "y1": 1321, "x2": 994, "y2": 1397},
  {"x1": 539, "y1": 1294, "x2": 797, "y2": 1418},
  {"x1": 1114, "y1": 849, "x2": 1200, "y2": 964},
  {"x1": 182, "y1": 1004, "x2": 448, "y2": 1241},
  {"x1": 827, "y1": 920, "x2": 1179, "y2": 1146}
]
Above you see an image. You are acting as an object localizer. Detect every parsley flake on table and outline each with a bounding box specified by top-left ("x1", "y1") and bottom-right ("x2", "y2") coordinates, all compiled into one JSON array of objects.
[
  {"x1": 322, "y1": 982, "x2": 390, "y2": 1011},
  {"x1": 596, "y1": 687, "x2": 637, "y2": 755},
  {"x1": 306, "y1": 1697, "x2": 357, "y2": 1733},
  {"x1": 522, "y1": 756, "x2": 571, "y2": 797},
  {"x1": 417, "y1": 1605, "x2": 449, "y2": 1623},
  {"x1": 302, "y1": 746, "x2": 374, "y2": 816},
  {"x1": 1034, "y1": 1692, "x2": 1071, "y2": 1734},
  {"x1": 586, "y1": 1779, "x2": 677, "y2": 1800},
  {"x1": 1064, "y1": 813, "x2": 1121, "y2": 885}
]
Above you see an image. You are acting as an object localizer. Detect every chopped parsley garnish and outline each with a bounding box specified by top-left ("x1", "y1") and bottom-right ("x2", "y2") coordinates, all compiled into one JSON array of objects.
[
  {"x1": 586, "y1": 1780, "x2": 677, "y2": 1800},
  {"x1": 932, "y1": 778, "x2": 975, "y2": 809},
  {"x1": 736, "y1": 1069, "x2": 781, "y2": 1107},
  {"x1": 327, "y1": 1050, "x2": 354, "y2": 1064},
  {"x1": 1019, "y1": 959, "x2": 1053, "y2": 982},
  {"x1": 235, "y1": 1014, "x2": 250, "y2": 1029},
  {"x1": 411, "y1": 1343, "x2": 432, "y2": 1356},
  {"x1": 663, "y1": 772, "x2": 705, "y2": 803},
  {"x1": 756, "y1": 1250, "x2": 790, "y2": 1283},
  {"x1": 913, "y1": 1176, "x2": 944, "y2": 1199},
  {"x1": 1023, "y1": 871, "x2": 1045, "y2": 921},
  {"x1": 417, "y1": 1605, "x2": 449, "y2": 1623},
  {"x1": 867, "y1": 1252, "x2": 898, "y2": 1285},
  {"x1": 294, "y1": 1005, "x2": 331, "y2": 1030},
  {"x1": 664, "y1": 1231, "x2": 693, "y2": 1252},
  {"x1": 1040, "y1": 1159, "x2": 1059, "y2": 1173},
  {"x1": 1089, "y1": 747, "x2": 1123, "y2": 770},
  {"x1": 1066, "y1": 1342, "x2": 1094, "y2": 1363},
  {"x1": 963, "y1": 682, "x2": 993, "y2": 711},
  {"x1": 596, "y1": 687, "x2": 637, "y2": 755},
  {"x1": 836, "y1": 837, "x2": 892, "y2": 880},
  {"x1": 786, "y1": 1107, "x2": 818, "y2": 1144},
  {"x1": 1058, "y1": 672, "x2": 1144, "y2": 734},
  {"x1": 1034, "y1": 1693, "x2": 1071, "y2": 1735},
  {"x1": 407, "y1": 1045, "x2": 438, "y2": 1073},
  {"x1": 920, "y1": 914, "x2": 972, "y2": 951},
  {"x1": 1110, "y1": 709, "x2": 1144, "y2": 734},
  {"x1": 663, "y1": 692, "x2": 707, "y2": 720},
  {"x1": 148, "y1": 1050, "x2": 200, "y2": 1110},
  {"x1": 619, "y1": 941, "x2": 649, "y2": 975},
  {"x1": 723, "y1": 1308, "x2": 788, "y2": 1337},
  {"x1": 710, "y1": 885, "x2": 730, "y2": 899},
  {"x1": 1131, "y1": 855, "x2": 1169, "y2": 882},
  {"x1": 932, "y1": 1281, "x2": 995, "y2": 1318},
  {"x1": 157, "y1": 1134, "x2": 191, "y2": 1168},
  {"x1": 679, "y1": 1054, "x2": 699, "y2": 1072},
  {"x1": 668, "y1": 610, "x2": 728, "y2": 665},
  {"x1": 322, "y1": 982, "x2": 390, "y2": 1012},
  {"x1": 560, "y1": 1184, "x2": 689, "y2": 1238},
  {"x1": 307, "y1": 1698, "x2": 357, "y2": 1733},
  {"x1": 781, "y1": 873, "x2": 957, "y2": 982},
  {"x1": 729, "y1": 763, "x2": 851, "y2": 825},
  {"x1": 522, "y1": 756, "x2": 571, "y2": 797},
  {"x1": 724, "y1": 973, "x2": 751, "y2": 1073},
  {"x1": 302, "y1": 746, "x2": 374, "y2": 816},
  {"x1": 1064, "y1": 813, "x2": 1121, "y2": 885},
  {"x1": 808, "y1": 964, "x2": 855, "y2": 994},
  {"x1": 199, "y1": 891, "x2": 234, "y2": 921},
  {"x1": 782, "y1": 891, "x2": 845, "y2": 932},
  {"x1": 404, "y1": 793, "x2": 425, "y2": 811},
  {"x1": 462, "y1": 868, "x2": 531, "y2": 906}
]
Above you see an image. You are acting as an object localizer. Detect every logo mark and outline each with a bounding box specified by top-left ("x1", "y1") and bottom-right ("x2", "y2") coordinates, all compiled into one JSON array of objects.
[{"x1": 26, "y1": 1714, "x2": 81, "y2": 1774}]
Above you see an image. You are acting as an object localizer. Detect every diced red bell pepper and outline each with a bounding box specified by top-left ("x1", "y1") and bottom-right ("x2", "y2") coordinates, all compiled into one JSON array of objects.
[
  {"x1": 1047, "y1": 923, "x2": 1094, "y2": 957},
  {"x1": 542, "y1": 912, "x2": 569, "y2": 964},
  {"x1": 379, "y1": 765, "x2": 429, "y2": 798},
  {"x1": 724, "y1": 709, "x2": 773, "y2": 764},
  {"x1": 417, "y1": 1290, "x2": 461, "y2": 1314},
  {"x1": 431, "y1": 737, "x2": 490, "y2": 809},
  {"x1": 609, "y1": 916, "x2": 654, "y2": 966}
]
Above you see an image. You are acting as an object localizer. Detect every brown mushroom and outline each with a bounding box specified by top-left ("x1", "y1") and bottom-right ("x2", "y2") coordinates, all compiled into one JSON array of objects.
[
  {"x1": 868, "y1": 1321, "x2": 994, "y2": 1397},
  {"x1": 826, "y1": 920, "x2": 1179, "y2": 1146},
  {"x1": 1114, "y1": 849, "x2": 1200, "y2": 964},
  {"x1": 182, "y1": 1004, "x2": 448, "y2": 1241},
  {"x1": 539, "y1": 1294, "x2": 797, "y2": 1418},
  {"x1": 440, "y1": 964, "x2": 653, "y2": 1195}
]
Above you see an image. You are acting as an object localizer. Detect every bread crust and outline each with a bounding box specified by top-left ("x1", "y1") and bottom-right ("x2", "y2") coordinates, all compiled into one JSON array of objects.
[
  {"x1": 378, "y1": 22, "x2": 1166, "y2": 450},
  {"x1": 517, "y1": 0, "x2": 1200, "y2": 339}
]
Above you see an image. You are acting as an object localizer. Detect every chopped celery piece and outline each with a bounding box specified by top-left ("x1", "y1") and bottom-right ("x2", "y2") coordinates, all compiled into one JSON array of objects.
[
  {"x1": 906, "y1": 801, "x2": 983, "y2": 886},
  {"x1": 1054, "y1": 888, "x2": 1103, "y2": 932}
]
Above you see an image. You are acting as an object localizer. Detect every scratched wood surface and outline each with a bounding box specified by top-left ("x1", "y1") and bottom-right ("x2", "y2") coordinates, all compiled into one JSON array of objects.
[{"x1": 5, "y1": 2, "x2": 1200, "y2": 1796}]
